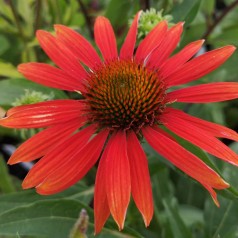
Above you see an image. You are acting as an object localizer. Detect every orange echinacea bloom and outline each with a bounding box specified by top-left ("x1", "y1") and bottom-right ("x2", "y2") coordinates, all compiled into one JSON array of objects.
[{"x1": 1, "y1": 11, "x2": 238, "y2": 233}]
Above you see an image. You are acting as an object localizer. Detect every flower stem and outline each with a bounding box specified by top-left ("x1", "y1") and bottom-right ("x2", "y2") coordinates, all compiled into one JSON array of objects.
[
  {"x1": 203, "y1": 0, "x2": 238, "y2": 39},
  {"x1": 140, "y1": 0, "x2": 150, "y2": 10},
  {"x1": 76, "y1": 0, "x2": 94, "y2": 39},
  {"x1": 34, "y1": 0, "x2": 42, "y2": 33},
  {"x1": 212, "y1": 201, "x2": 232, "y2": 238},
  {"x1": 8, "y1": 0, "x2": 31, "y2": 61},
  {"x1": 8, "y1": 0, "x2": 25, "y2": 40}
]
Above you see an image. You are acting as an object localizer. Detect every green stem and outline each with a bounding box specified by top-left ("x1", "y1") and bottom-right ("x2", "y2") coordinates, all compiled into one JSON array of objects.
[
  {"x1": 203, "y1": 0, "x2": 238, "y2": 39},
  {"x1": 8, "y1": 0, "x2": 25, "y2": 40},
  {"x1": 8, "y1": 0, "x2": 31, "y2": 61},
  {"x1": 53, "y1": 0, "x2": 62, "y2": 23},
  {"x1": 34, "y1": 0, "x2": 42, "y2": 33},
  {"x1": 76, "y1": 0, "x2": 94, "y2": 39},
  {"x1": 0, "y1": 157, "x2": 15, "y2": 193},
  {"x1": 212, "y1": 201, "x2": 232, "y2": 238}
]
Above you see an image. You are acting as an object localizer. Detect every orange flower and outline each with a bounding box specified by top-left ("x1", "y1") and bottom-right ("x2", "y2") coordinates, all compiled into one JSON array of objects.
[{"x1": 1, "y1": 11, "x2": 237, "y2": 233}]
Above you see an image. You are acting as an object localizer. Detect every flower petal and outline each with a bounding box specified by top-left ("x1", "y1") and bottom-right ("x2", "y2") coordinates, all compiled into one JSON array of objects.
[
  {"x1": 36, "y1": 129, "x2": 109, "y2": 195},
  {"x1": 159, "y1": 40, "x2": 204, "y2": 79},
  {"x1": 22, "y1": 125, "x2": 96, "y2": 189},
  {"x1": 147, "y1": 22, "x2": 184, "y2": 68},
  {"x1": 160, "y1": 111, "x2": 238, "y2": 166},
  {"x1": 94, "y1": 16, "x2": 118, "y2": 61},
  {"x1": 36, "y1": 30, "x2": 87, "y2": 80},
  {"x1": 105, "y1": 131, "x2": 131, "y2": 230},
  {"x1": 54, "y1": 24, "x2": 101, "y2": 69},
  {"x1": 127, "y1": 131, "x2": 153, "y2": 227},
  {"x1": 142, "y1": 126, "x2": 229, "y2": 190},
  {"x1": 0, "y1": 100, "x2": 85, "y2": 128},
  {"x1": 164, "y1": 108, "x2": 238, "y2": 141},
  {"x1": 18, "y1": 63, "x2": 84, "y2": 92},
  {"x1": 165, "y1": 45, "x2": 236, "y2": 87},
  {"x1": 201, "y1": 183, "x2": 220, "y2": 207},
  {"x1": 120, "y1": 11, "x2": 141, "y2": 60},
  {"x1": 135, "y1": 21, "x2": 168, "y2": 63},
  {"x1": 94, "y1": 138, "x2": 111, "y2": 235},
  {"x1": 167, "y1": 82, "x2": 238, "y2": 103},
  {"x1": 8, "y1": 119, "x2": 83, "y2": 165}
]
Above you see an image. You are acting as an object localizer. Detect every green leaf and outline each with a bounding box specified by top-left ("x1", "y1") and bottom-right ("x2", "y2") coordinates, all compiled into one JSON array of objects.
[
  {"x1": 105, "y1": 0, "x2": 132, "y2": 27},
  {"x1": 0, "y1": 199, "x2": 92, "y2": 237},
  {"x1": 212, "y1": 25, "x2": 238, "y2": 46},
  {"x1": 201, "y1": 0, "x2": 215, "y2": 15},
  {"x1": 0, "y1": 62, "x2": 21, "y2": 78},
  {"x1": 0, "y1": 156, "x2": 15, "y2": 193},
  {"x1": 17, "y1": 0, "x2": 35, "y2": 37},
  {"x1": 171, "y1": 0, "x2": 202, "y2": 25},
  {"x1": 184, "y1": 0, "x2": 202, "y2": 25},
  {"x1": 0, "y1": 0, "x2": 14, "y2": 23},
  {"x1": 0, "y1": 183, "x2": 94, "y2": 215},
  {"x1": 162, "y1": 199, "x2": 193, "y2": 238},
  {"x1": 204, "y1": 197, "x2": 238, "y2": 238},
  {"x1": 0, "y1": 198, "x2": 142, "y2": 238},
  {"x1": 0, "y1": 78, "x2": 68, "y2": 106},
  {"x1": 0, "y1": 35, "x2": 10, "y2": 55},
  {"x1": 178, "y1": 205, "x2": 203, "y2": 227}
]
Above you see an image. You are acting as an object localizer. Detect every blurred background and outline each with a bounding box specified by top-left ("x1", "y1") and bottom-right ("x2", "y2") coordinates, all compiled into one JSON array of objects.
[{"x1": 0, "y1": 0, "x2": 238, "y2": 237}]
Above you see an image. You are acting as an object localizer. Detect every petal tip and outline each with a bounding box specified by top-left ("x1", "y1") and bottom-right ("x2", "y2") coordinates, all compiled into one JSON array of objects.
[
  {"x1": 22, "y1": 180, "x2": 33, "y2": 190},
  {"x1": 36, "y1": 29, "x2": 45, "y2": 38},
  {"x1": 143, "y1": 215, "x2": 152, "y2": 227},
  {"x1": 53, "y1": 24, "x2": 62, "y2": 29},
  {"x1": 221, "y1": 45, "x2": 236, "y2": 55},
  {"x1": 17, "y1": 63, "x2": 27, "y2": 73},
  {"x1": 35, "y1": 185, "x2": 50, "y2": 195},
  {"x1": 213, "y1": 196, "x2": 220, "y2": 207},
  {"x1": 199, "y1": 39, "x2": 205, "y2": 45},
  {"x1": 7, "y1": 159, "x2": 17, "y2": 165},
  {"x1": 227, "y1": 45, "x2": 236, "y2": 52},
  {"x1": 54, "y1": 24, "x2": 70, "y2": 34},
  {"x1": 95, "y1": 15, "x2": 109, "y2": 24}
]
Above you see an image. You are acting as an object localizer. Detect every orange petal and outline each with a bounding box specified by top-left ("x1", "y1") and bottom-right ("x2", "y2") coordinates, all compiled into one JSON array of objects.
[
  {"x1": 160, "y1": 111, "x2": 238, "y2": 166},
  {"x1": 147, "y1": 22, "x2": 184, "y2": 68},
  {"x1": 127, "y1": 131, "x2": 153, "y2": 227},
  {"x1": 36, "y1": 30, "x2": 87, "y2": 80},
  {"x1": 165, "y1": 45, "x2": 236, "y2": 87},
  {"x1": 22, "y1": 125, "x2": 96, "y2": 189},
  {"x1": 105, "y1": 131, "x2": 131, "y2": 230},
  {"x1": 94, "y1": 138, "x2": 112, "y2": 234},
  {"x1": 120, "y1": 11, "x2": 141, "y2": 60},
  {"x1": 202, "y1": 183, "x2": 220, "y2": 207},
  {"x1": 18, "y1": 63, "x2": 84, "y2": 92},
  {"x1": 36, "y1": 129, "x2": 109, "y2": 195},
  {"x1": 167, "y1": 82, "x2": 238, "y2": 103},
  {"x1": 0, "y1": 100, "x2": 84, "y2": 128},
  {"x1": 8, "y1": 119, "x2": 83, "y2": 164},
  {"x1": 55, "y1": 24, "x2": 101, "y2": 69},
  {"x1": 142, "y1": 126, "x2": 229, "y2": 190},
  {"x1": 94, "y1": 16, "x2": 118, "y2": 61},
  {"x1": 164, "y1": 108, "x2": 238, "y2": 141},
  {"x1": 159, "y1": 40, "x2": 204, "y2": 78},
  {"x1": 135, "y1": 21, "x2": 168, "y2": 63}
]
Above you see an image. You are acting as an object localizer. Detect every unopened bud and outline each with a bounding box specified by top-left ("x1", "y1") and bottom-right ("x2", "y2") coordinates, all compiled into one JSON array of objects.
[{"x1": 69, "y1": 209, "x2": 89, "y2": 238}]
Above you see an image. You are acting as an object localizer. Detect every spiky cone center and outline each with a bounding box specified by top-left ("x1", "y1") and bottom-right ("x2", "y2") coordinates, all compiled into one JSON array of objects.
[{"x1": 83, "y1": 60, "x2": 166, "y2": 131}]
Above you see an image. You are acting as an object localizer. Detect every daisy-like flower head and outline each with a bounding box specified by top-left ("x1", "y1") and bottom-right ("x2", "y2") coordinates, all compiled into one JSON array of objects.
[{"x1": 1, "y1": 11, "x2": 238, "y2": 233}]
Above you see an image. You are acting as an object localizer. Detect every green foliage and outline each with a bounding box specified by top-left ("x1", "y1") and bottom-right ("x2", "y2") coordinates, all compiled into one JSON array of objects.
[
  {"x1": 0, "y1": 156, "x2": 16, "y2": 193},
  {"x1": 0, "y1": 78, "x2": 67, "y2": 106}
]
